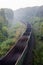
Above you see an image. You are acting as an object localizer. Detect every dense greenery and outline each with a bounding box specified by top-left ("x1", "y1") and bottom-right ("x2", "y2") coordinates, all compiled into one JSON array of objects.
[
  {"x1": 0, "y1": 7, "x2": 43, "y2": 64},
  {"x1": 0, "y1": 16, "x2": 8, "y2": 42},
  {"x1": 14, "y1": 6, "x2": 43, "y2": 64},
  {"x1": 0, "y1": 9, "x2": 26, "y2": 58},
  {"x1": 0, "y1": 21, "x2": 26, "y2": 57},
  {"x1": 32, "y1": 17, "x2": 43, "y2": 65}
]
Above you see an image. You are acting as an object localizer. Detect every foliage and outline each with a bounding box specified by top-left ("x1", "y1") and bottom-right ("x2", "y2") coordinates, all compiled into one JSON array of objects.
[
  {"x1": 0, "y1": 8, "x2": 26, "y2": 58},
  {"x1": 32, "y1": 17, "x2": 43, "y2": 65},
  {"x1": 0, "y1": 14, "x2": 26, "y2": 58}
]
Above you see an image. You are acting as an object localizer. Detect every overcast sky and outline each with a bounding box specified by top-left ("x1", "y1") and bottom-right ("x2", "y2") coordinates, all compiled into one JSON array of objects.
[{"x1": 0, "y1": 0, "x2": 43, "y2": 10}]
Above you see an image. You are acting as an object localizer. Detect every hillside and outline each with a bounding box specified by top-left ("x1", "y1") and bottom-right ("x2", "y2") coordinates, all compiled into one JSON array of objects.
[
  {"x1": 14, "y1": 6, "x2": 43, "y2": 23},
  {"x1": 14, "y1": 6, "x2": 43, "y2": 65},
  {"x1": 0, "y1": 8, "x2": 26, "y2": 57}
]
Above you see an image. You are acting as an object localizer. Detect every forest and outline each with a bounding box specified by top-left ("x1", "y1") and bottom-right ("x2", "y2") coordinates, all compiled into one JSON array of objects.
[
  {"x1": 0, "y1": 9, "x2": 26, "y2": 58},
  {"x1": 14, "y1": 6, "x2": 43, "y2": 65},
  {"x1": 0, "y1": 6, "x2": 43, "y2": 65}
]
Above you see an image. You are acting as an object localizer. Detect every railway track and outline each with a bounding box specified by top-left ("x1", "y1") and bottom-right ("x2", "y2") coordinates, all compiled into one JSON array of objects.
[{"x1": 0, "y1": 23, "x2": 32, "y2": 65}]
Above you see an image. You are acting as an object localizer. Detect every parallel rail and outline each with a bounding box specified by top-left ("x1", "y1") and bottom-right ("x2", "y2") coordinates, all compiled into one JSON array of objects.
[
  {"x1": 0, "y1": 23, "x2": 32, "y2": 65},
  {"x1": 15, "y1": 23, "x2": 32, "y2": 65}
]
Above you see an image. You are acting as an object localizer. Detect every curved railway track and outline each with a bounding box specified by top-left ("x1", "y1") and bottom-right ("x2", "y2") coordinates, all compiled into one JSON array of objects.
[{"x1": 0, "y1": 23, "x2": 32, "y2": 65}]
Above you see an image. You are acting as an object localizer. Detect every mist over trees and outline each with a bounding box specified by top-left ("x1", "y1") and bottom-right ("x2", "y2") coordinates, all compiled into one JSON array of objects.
[
  {"x1": 14, "y1": 6, "x2": 43, "y2": 65},
  {"x1": 0, "y1": 8, "x2": 26, "y2": 57},
  {"x1": 14, "y1": 6, "x2": 43, "y2": 23}
]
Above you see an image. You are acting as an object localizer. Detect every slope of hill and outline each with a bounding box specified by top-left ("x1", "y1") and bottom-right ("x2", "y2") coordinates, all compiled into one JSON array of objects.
[
  {"x1": 14, "y1": 6, "x2": 43, "y2": 65},
  {"x1": 0, "y1": 8, "x2": 26, "y2": 57},
  {"x1": 14, "y1": 6, "x2": 43, "y2": 23},
  {"x1": 0, "y1": 8, "x2": 14, "y2": 21}
]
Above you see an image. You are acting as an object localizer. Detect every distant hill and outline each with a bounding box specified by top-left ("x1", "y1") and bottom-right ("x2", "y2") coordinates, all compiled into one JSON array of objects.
[
  {"x1": 14, "y1": 6, "x2": 43, "y2": 23},
  {"x1": 0, "y1": 8, "x2": 26, "y2": 31},
  {"x1": 0, "y1": 8, "x2": 14, "y2": 21},
  {"x1": 0, "y1": 8, "x2": 18, "y2": 28}
]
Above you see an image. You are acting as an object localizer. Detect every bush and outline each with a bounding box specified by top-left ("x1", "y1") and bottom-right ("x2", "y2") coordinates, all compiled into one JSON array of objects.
[{"x1": 0, "y1": 38, "x2": 15, "y2": 57}]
